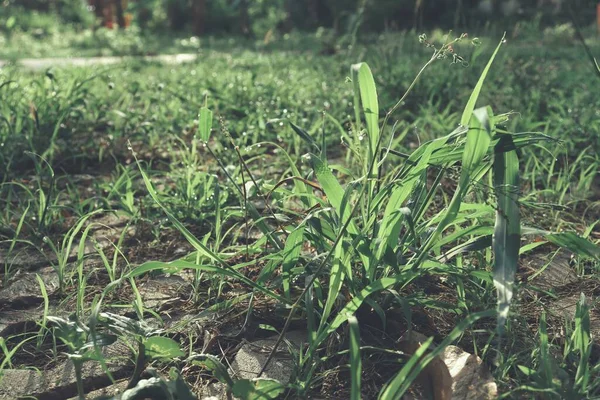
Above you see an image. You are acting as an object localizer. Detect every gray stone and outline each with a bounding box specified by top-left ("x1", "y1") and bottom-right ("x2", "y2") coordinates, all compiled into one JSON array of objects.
[
  {"x1": 198, "y1": 382, "x2": 228, "y2": 400},
  {"x1": 527, "y1": 251, "x2": 579, "y2": 291},
  {"x1": 0, "y1": 266, "x2": 59, "y2": 306},
  {"x1": 230, "y1": 331, "x2": 306, "y2": 383},
  {"x1": 442, "y1": 345, "x2": 497, "y2": 400},
  {"x1": 0, "y1": 341, "x2": 131, "y2": 399},
  {"x1": 137, "y1": 275, "x2": 191, "y2": 310}
]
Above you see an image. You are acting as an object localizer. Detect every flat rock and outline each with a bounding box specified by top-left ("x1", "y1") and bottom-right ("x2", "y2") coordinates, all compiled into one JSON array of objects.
[
  {"x1": 399, "y1": 331, "x2": 497, "y2": 400},
  {"x1": 526, "y1": 251, "x2": 579, "y2": 291},
  {"x1": 0, "y1": 266, "x2": 59, "y2": 308},
  {"x1": 198, "y1": 382, "x2": 228, "y2": 400},
  {"x1": 230, "y1": 331, "x2": 306, "y2": 383},
  {"x1": 0, "y1": 247, "x2": 53, "y2": 272},
  {"x1": 546, "y1": 293, "x2": 600, "y2": 341},
  {"x1": 442, "y1": 345, "x2": 497, "y2": 400},
  {"x1": 137, "y1": 275, "x2": 192, "y2": 309},
  {"x1": 0, "y1": 341, "x2": 132, "y2": 399},
  {"x1": 0, "y1": 307, "x2": 58, "y2": 336}
]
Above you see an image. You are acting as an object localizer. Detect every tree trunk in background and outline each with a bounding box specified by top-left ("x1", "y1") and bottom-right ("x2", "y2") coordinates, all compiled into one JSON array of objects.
[
  {"x1": 192, "y1": 0, "x2": 206, "y2": 35},
  {"x1": 239, "y1": 0, "x2": 253, "y2": 38},
  {"x1": 307, "y1": 0, "x2": 319, "y2": 27},
  {"x1": 115, "y1": 0, "x2": 126, "y2": 28},
  {"x1": 91, "y1": 0, "x2": 104, "y2": 20}
]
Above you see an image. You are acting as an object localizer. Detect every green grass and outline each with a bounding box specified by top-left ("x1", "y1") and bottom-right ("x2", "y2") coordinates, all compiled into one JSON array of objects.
[{"x1": 0, "y1": 31, "x2": 599, "y2": 399}]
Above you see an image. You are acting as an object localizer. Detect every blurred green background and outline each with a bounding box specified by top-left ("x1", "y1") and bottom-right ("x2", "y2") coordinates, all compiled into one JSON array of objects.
[{"x1": 0, "y1": 0, "x2": 598, "y2": 58}]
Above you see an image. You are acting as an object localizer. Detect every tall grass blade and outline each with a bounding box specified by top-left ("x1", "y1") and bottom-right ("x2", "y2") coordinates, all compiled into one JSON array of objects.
[
  {"x1": 417, "y1": 107, "x2": 492, "y2": 264},
  {"x1": 460, "y1": 34, "x2": 505, "y2": 126},
  {"x1": 312, "y1": 271, "x2": 420, "y2": 356},
  {"x1": 538, "y1": 311, "x2": 554, "y2": 389},
  {"x1": 493, "y1": 133, "x2": 520, "y2": 334},
  {"x1": 379, "y1": 336, "x2": 434, "y2": 400},
  {"x1": 573, "y1": 293, "x2": 591, "y2": 392},
  {"x1": 282, "y1": 225, "x2": 305, "y2": 299},
  {"x1": 320, "y1": 241, "x2": 347, "y2": 326},
  {"x1": 348, "y1": 315, "x2": 362, "y2": 400}
]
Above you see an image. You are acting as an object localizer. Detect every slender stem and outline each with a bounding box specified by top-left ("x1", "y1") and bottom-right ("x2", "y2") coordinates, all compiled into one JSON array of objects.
[
  {"x1": 74, "y1": 361, "x2": 85, "y2": 400},
  {"x1": 233, "y1": 144, "x2": 288, "y2": 244},
  {"x1": 127, "y1": 341, "x2": 146, "y2": 389}
]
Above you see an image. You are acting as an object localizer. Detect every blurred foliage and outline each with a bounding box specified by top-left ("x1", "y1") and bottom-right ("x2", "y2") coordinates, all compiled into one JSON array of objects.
[{"x1": 0, "y1": 0, "x2": 597, "y2": 38}]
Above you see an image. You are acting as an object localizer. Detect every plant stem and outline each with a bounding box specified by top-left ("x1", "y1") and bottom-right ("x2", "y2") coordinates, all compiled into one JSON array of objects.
[
  {"x1": 74, "y1": 361, "x2": 85, "y2": 400},
  {"x1": 127, "y1": 341, "x2": 146, "y2": 389}
]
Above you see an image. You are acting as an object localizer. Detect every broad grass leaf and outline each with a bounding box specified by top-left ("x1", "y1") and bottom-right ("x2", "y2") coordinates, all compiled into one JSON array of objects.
[
  {"x1": 418, "y1": 107, "x2": 493, "y2": 264},
  {"x1": 308, "y1": 153, "x2": 358, "y2": 233},
  {"x1": 231, "y1": 378, "x2": 285, "y2": 400},
  {"x1": 320, "y1": 241, "x2": 347, "y2": 326},
  {"x1": 351, "y1": 62, "x2": 379, "y2": 161},
  {"x1": 463, "y1": 107, "x2": 493, "y2": 177},
  {"x1": 493, "y1": 133, "x2": 520, "y2": 334},
  {"x1": 257, "y1": 141, "x2": 315, "y2": 208},
  {"x1": 521, "y1": 227, "x2": 600, "y2": 259},
  {"x1": 376, "y1": 179, "x2": 417, "y2": 261},
  {"x1": 191, "y1": 354, "x2": 234, "y2": 387},
  {"x1": 545, "y1": 232, "x2": 600, "y2": 259},
  {"x1": 144, "y1": 336, "x2": 185, "y2": 359},
  {"x1": 198, "y1": 106, "x2": 213, "y2": 143}
]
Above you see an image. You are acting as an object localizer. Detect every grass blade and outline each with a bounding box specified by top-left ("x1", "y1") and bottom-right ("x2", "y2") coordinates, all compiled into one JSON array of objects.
[
  {"x1": 460, "y1": 34, "x2": 505, "y2": 126},
  {"x1": 352, "y1": 62, "x2": 379, "y2": 163},
  {"x1": 198, "y1": 106, "x2": 213, "y2": 143},
  {"x1": 493, "y1": 133, "x2": 520, "y2": 334},
  {"x1": 282, "y1": 225, "x2": 305, "y2": 300},
  {"x1": 545, "y1": 232, "x2": 600, "y2": 259},
  {"x1": 308, "y1": 153, "x2": 358, "y2": 233},
  {"x1": 135, "y1": 156, "x2": 222, "y2": 264},
  {"x1": 121, "y1": 260, "x2": 288, "y2": 304},
  {"x1": 289, "y1": 122, "x2": 320, "y2": 152},
  {"x1": 348, "y1": 315, "x2": 362, "y2": 400},
  {"x1": 573, "y1": 293, "x2": 591, "y2": 392}
]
